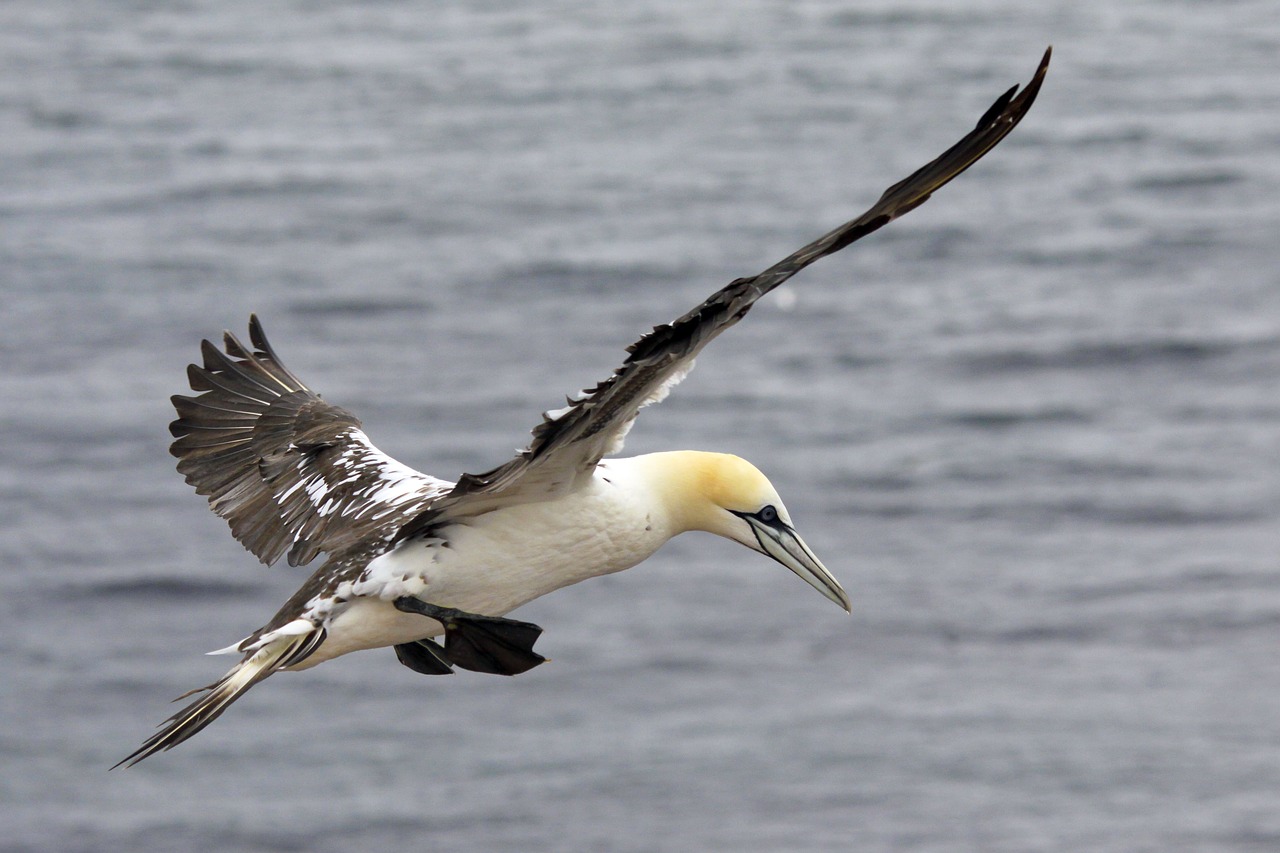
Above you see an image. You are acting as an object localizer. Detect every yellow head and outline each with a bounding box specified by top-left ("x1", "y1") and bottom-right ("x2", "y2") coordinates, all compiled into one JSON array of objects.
[{"x1": 644, "y1": 451, "x2": 851, "y2": 611}]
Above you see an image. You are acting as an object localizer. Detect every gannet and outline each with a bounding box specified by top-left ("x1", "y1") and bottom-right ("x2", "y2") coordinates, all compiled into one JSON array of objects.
[{"x1": 117, "y1": 49, "x2": 1049, "y2": 767}]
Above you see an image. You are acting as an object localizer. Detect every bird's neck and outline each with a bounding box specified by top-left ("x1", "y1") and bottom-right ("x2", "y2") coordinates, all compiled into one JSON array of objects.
[{"x1": 612, "y1": 450, "x2": 737, "y2": 537}]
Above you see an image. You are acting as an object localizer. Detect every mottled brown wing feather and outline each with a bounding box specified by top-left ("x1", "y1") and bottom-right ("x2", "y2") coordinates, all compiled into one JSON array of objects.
[
  {"x1": 171, "y1": 315, "x2": 449, "y2": 566},
  {"x1": 397, "y1": 47, "x2": 1051, "y2": 539}
]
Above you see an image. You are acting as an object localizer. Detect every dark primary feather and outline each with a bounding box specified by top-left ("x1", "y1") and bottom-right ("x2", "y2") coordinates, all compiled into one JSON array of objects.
[
  {"x1": 397, "y1": 47, "x2": 1051, "y2": 540},
  {"x1": 170, "y1": 315, "x2": 449, "y2": 567}
]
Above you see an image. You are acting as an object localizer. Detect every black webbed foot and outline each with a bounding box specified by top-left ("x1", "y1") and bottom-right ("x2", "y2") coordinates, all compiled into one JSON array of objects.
[
  {"x1": 439, "y1": 611, "x2": 546, "y2": 676},
  {"x1": 393, "y1": 597, "x2": 547, "y2": 676},
  {"x1": 393, "y1": 637, "x2": 454, "y2": 675}
]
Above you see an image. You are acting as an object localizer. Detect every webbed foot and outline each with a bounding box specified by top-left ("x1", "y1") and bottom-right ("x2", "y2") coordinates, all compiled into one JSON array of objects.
[
  {"x1": 393, "y1": 637, "x2": 454, "y2": 675},
  {"x1": 393, "y1": 597, "x2": 547, "y2": 676}
]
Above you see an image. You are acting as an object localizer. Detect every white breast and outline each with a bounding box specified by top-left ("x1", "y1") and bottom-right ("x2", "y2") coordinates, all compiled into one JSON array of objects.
[{"x1": 426, "y1": 458, "x2": 677, "y2": 614}]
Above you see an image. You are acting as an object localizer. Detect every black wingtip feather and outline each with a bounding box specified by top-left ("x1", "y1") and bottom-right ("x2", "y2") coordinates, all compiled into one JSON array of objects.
[{"x1": 976, "y1": 84, "x2": 1020, "y2": 131}]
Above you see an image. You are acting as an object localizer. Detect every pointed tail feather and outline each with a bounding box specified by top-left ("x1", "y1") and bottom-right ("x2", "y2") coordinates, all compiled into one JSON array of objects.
[{"x1": 114, "y1": 629, "x2": 325, "y2": 768}]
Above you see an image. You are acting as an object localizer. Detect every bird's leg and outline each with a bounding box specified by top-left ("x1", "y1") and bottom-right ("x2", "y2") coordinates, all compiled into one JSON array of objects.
[{"x1": 393, "y1": 597, "x2": 547, "y2": 676}]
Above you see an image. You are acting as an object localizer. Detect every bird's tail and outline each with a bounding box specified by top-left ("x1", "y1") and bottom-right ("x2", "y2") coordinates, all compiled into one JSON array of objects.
[{"x1": 114, "y1": 628, "x2": 325, "y2": 768}]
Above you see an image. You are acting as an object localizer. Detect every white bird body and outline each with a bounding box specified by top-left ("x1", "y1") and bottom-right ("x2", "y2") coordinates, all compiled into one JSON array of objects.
[
  {"x1": 118, "y1": 49, "x2": 1049, "y2": 767},
  {"x1": 292, "y1": 454, "x2": 688, "y2": 667},
  {"x1": 253, "y1": 451, "x2": 807, "y2": 667}
]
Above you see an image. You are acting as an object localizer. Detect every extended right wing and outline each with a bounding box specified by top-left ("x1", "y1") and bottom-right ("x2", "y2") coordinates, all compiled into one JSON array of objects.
[{"x1": 396, "y1": 47, "x2": 1052, "y2": 537}]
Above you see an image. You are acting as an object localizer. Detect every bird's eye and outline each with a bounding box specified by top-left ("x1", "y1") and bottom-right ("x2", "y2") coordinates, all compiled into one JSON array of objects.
[{"x1": 757, "y1": 505, "x2": 779, "y2": 524}]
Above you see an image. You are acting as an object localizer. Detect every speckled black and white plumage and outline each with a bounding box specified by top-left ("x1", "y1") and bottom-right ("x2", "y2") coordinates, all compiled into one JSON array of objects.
[{"x1": 170, "y1": 315, "x2": 452, "y2": 569}]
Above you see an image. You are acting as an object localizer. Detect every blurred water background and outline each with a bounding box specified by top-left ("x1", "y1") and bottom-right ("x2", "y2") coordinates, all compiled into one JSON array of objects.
[{"x1": 3, "y1": 1, "x2": 1279, "y2": 851}]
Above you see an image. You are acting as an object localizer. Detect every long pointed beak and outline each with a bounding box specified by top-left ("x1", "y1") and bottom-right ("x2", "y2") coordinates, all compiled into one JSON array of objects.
[{"x1": 746, "y1": 518, "x2": 851, "y2": 612}]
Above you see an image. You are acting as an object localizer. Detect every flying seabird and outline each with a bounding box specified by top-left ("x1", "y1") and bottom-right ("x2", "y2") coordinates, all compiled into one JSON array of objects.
[{"x1": 117, "y1": 48, "x2": 1050, "y2": 767}]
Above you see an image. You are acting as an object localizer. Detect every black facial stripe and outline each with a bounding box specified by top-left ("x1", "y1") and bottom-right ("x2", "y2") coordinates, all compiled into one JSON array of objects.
[{"x1": 730, "y1": 506, "x2": 787, "y2": 531}]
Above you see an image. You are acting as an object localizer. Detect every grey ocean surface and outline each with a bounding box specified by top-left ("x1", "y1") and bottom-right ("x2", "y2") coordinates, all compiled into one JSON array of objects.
[{"x1": 3, "y1": 2, "x2": 1278, "y2": 851}]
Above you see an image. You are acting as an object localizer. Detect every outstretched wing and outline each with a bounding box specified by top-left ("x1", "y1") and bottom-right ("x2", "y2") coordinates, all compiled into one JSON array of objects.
[
  {"x1": 398, "y1": 48, "x2": 1051, "y2": 535},
  {"x1": 170, "y1": 315, "x2": 450, "y2": 567}
]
